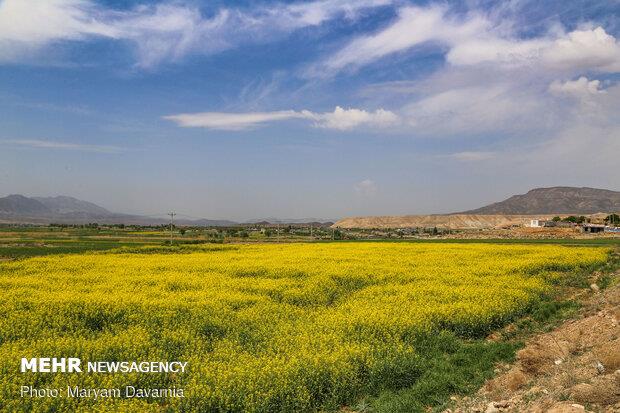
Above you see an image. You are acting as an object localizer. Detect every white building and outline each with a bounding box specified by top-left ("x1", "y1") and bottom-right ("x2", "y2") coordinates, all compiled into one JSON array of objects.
[{"x1": 529, "y1": 219, "x2": 544, "y2": 228}]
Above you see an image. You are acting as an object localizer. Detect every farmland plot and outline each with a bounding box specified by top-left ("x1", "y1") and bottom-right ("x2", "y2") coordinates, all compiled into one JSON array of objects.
[{"x1": 0, "y1": 243, "x2": 608, "y2": 412}]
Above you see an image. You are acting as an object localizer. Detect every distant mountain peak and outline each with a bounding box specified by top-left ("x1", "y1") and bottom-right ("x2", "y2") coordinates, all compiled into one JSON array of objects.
[
  {"x1": 0, "y1": 194, "x2": 49, "y2": 214},
  {"x1": 42, "y1": 195, "x2": 80, "y2": 201},
  {"x1": 461, "y1": 186, "x2": 620, "y2": 215},
  {"x1": 32, "y1": 195, "x2": 111, "y2": 216},
  {"x1": 0, "y1": 194, "x2": 237, "y2": 226},
  {"x1": 5, "y1": 194, "x2": 32, "y2": 200}
]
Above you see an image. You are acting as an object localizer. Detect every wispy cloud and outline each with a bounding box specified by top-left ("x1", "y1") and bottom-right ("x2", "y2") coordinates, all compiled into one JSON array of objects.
[
  {"x1": 447, "y1": 27, "x2": 620, "y2": 72},
  {"x1": 308, "y1": 4, "x2": 620, "y2": 77},
  {"x1": 0, "y1": 0, "x2": 392, "y2": 68},
  {"x1": 163, "y1": 111, "x2": 307, "y2": 131},
  {"x1": 354, "y1": 179, "x2": 378, "y2": 196},
  {"x1": 308, "y1": 107, "x2": 399, "y2": 131},
  {"x1": 307, "y1": 5, "x2": 488, "y2": 77},
  {"x1": 549, "y1": 76, "x2": 606, "y2": 98},
  {"x1": 3, "y1": 139, "x2": 124, "y2": 153},
  {"x1": 164, "y1": 107, "x2": 399, "y2": 131},
  {"x1": 309, "y1": 2, "x2": 620, "y2": 144}
]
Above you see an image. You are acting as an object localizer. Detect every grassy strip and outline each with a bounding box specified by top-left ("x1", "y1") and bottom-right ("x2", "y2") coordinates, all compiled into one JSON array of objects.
[
  {"x1": 360, "y1": 248, "x2": 619, "y2": 413},
  {"x1": 0, "y1": 241, "x2": 156, "y2": 259},
  {"x1": 359, "y1": 333, "x2": 518, "y2": 413}
]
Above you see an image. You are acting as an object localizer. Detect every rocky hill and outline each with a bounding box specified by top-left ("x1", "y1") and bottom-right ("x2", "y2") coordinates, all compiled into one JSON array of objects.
[{"x1": 462, "y1": 187, "x2": 620, "y2": 215}]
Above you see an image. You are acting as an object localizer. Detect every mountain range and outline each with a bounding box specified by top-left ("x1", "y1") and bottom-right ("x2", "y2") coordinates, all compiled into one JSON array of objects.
[
  {"x1": 0, "y1": 195, "x2": 332, "y2": 226},
  {"x1": 0, "y1": 195, "x2": 236, "y2": 226},
  {"x1": 461, "y1": 187, "x2": 620, "y2": 215},
  {"x1": 2, "y1": 187, "x2": 619, "y2": 227}
]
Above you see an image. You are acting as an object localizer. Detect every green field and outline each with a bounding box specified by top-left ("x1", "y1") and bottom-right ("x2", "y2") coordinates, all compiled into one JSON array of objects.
[{"x1": 1, "y1": 226, "x2": 618, "y2": 260}]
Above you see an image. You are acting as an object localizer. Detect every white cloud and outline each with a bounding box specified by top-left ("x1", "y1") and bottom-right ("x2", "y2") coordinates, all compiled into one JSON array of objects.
[
  {"x1": 311, "y1": 3, "x2": 620, "y2": 77},
  {"x1": 0, "y1": 0, "x2": 116, "y2": 42},
  {"x1": 0, "y1": 0, "x2": 116, "y2": 62},
  {"x1": 543, "y1": 27, "x2": 620, "y2": 72},
  {"x1": 0, "y1": 0, "x2": 392, "y2": 67},
  {"x1": 447, "y1": 26, "x2": 620, "y2": 73},
  {"x1": 549, "y1": 77, "x2": 605, "y2": 98},
  {"x1": 109, "y1": 4, "x2": 230, "y2": 69},
  {"x1": 276, "y1": 0, "x2": 392, "y2": 28},
  {"x1": 304, "y1": 106, "x2": 399, "y2": 130},
  {"x1": 333, "y1": 5, "x2": 620, "y2": 141},
  {"x1": 163, "y1": 111, "x2": 307, "y2": 131},
  {"x1": 354, "y1": 179, "x2": 377, "y2": 196},
  {"x1": 309, "y1": 6, "x2": 488, "y2": 76},
  {"x1": 164, "y1": 107, "x2": 399, "y2": 131},
  {"x1": 2, "y1": 139, "x2": 124, "y2": 153},
  {"x1": 445, "y1": 37, "x2": 547, "y2": 67},
  {"x1": 555, "y1": 78, "x2": 617, "y2": 124}
]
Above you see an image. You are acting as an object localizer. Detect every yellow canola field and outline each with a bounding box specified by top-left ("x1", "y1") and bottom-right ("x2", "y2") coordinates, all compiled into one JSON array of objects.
[{"x1": 0, "y1": 243, "x2": 608, "y2": 412}]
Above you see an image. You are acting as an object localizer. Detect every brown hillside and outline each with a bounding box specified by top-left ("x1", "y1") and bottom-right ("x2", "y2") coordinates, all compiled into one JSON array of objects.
[
  {"x1": 462, "y1": 187, "x2": 620, "y2": 215},
  {"x1": 333, "y1": 214, "x2": 561, "y2": 229}
]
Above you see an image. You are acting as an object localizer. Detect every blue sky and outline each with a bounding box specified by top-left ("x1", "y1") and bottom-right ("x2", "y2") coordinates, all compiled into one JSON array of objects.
[{"x1": 1, "y1": 0, "x2": 619, "y2": 221}]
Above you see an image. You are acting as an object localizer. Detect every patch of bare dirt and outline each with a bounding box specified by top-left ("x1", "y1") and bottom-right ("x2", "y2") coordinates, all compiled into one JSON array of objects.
[
  {"x1": 447, "y1": 264, "x2": 620, "y2": 413},
  {"x1": 333, "y1": 214, "x2": 560, "y2": 230}
]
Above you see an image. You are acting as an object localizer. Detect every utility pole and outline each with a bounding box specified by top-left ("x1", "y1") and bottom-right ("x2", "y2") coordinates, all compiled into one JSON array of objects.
[{"x1": 168, "y1": 212, "x2": 176, "y2": 244}]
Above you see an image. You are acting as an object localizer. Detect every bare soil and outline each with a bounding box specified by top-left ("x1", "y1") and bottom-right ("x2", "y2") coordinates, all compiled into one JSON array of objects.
[
  {"x1": 447, "y1": 259, "x2": 620, "y2": 413},
  {"x1": 333, "y1": 213, "x2": 616, "y2": 233},
  {"x1": 334, "y1": 214, "x2": 559, "y2": 229}
]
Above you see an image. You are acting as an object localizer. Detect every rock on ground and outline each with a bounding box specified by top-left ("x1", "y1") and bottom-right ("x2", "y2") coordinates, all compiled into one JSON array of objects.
[{"x1": 448, "y1": 261, "x2": 620, "y2": 413}]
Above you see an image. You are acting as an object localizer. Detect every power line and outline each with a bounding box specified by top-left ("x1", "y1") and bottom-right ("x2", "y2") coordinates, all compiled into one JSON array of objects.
[{"x1": 168, "y1": 212, "x2": 176, "y2": 244}]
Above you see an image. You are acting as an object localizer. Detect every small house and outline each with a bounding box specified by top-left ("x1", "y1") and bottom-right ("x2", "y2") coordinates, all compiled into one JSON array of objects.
[
  {"x1": 582, "y1": 224, "x2": 605, "y2": 233},
  {"x1": 529, "y1": 219, "x2": 545, "y2": 228}
]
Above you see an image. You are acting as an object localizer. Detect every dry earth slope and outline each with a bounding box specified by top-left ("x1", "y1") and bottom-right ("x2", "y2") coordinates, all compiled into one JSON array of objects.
[
  {"x1": 333, "y1": 214, "x2": 557, "y2": 229},
  {"x1": 449, "y1": 251, "x2": 620, "y2": 413}
]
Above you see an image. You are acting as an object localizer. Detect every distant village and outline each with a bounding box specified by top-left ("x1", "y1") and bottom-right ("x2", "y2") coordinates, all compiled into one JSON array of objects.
[{"x1": 528, "y1": 214, "x2": 620, "y2": 233}]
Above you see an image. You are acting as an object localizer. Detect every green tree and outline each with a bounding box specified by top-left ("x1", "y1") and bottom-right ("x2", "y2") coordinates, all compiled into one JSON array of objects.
[
  {"x1": 333, "y1": 229, "x2": 343, "y2": 240},
  {"x1": 605, "y1": 214, "x2": 620, "y2": 226}
]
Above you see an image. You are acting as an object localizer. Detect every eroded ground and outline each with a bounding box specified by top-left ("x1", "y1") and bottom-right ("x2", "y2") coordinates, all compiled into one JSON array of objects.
[{"x1": 448, "y1": 256, "x2": 620, "y2": 413}]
